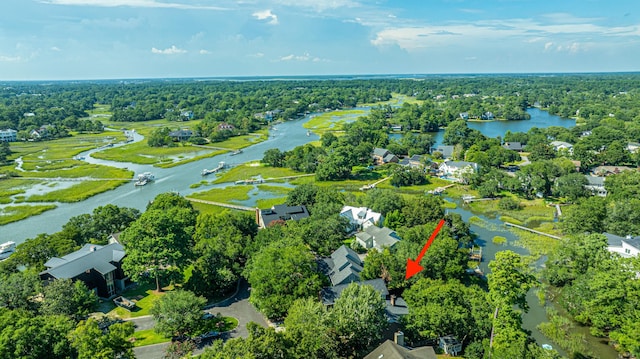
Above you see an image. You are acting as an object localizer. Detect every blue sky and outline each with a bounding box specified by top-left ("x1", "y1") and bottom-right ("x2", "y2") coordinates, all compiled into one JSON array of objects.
[{"x1": 1, "y1": 0, "x2": 639, "y2": 80}]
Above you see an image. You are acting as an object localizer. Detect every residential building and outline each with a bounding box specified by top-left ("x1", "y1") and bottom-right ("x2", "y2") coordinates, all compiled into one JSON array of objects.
[
  {"x1": 591, "y1": 165, "x2": 635, "y2": 177},
  {"x1": 355, "y1": 225, "x2": 401, "y2": 251},
  {"x1": 340, "y1": 206, "x2": 383, "y2": 231},
  {"x1": 319, "y1": 278, "x2": 409, "y2": 323},
  {"x1": 627, "y1": 142, "x2": 640, "y2": 153},
  {"x1": 318, "y1": 245, "x2": 363, "y2": 286},
  {"x1": 550, "y1": 140, "x2": 574, "y2": 154},
  {"x1": 364, "y1": 338, "x2": 437, "y2": 359},
  {"x1": 30, "y1": 125, "x2": 51, "y2": 140},
  {"x1": 584, "y1": 175, "x2": 607, "y2": 197},
  {"x1": 439, "y1": 335, "x2": 463, "y2": 356},
  {"x1": 256, "y1": 204, "x2": 310, "y2": 228},
  {"x1": 605, "y1": 233, "x2": 640, "y2": 258},
  {"x1": 217, "y1": 122, "x2": 235, "y2": 131},
  {"x1": 168, "y1": 129, "x2": 193, "y2": 141},
  {"x1": 372, "y1": 148, "x2": 399, "y2": 165},
  {"x1": 502, "y1": 141, "x2": 523, "y2": 152},
  {"x1": 431, "y1": 145, "x2": 455, "y2": 159},
  {"x1": 180, "y1": 110, "x2": 194, "y2": 120},
  {"x1": 39, "y1": 241, "x2": 129, "y2": 298},
  {"x1": 439, "y1": 160, "x2": 479, "y2": 182},
  {"x1": 390, "y1": 124, "x2": 403, "y2": 131},
  {"x1": 0, "y1": 129, "x2": 17, "y2": 142}
]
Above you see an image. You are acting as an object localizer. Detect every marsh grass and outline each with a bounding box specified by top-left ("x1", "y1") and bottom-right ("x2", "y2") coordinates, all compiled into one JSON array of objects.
[
  {"x1": 303, "y1": 109, "x2": 366, "y2": 134},
  {"x1": 213, "y1": 163, "x2": 301, "y2": 184},
  {"x1": 25, "y1": 180, "x2": 129, "y2": 203},
  {"x1": 188, "y1": 185, "x2": 252, "y2": 204},
  {"x1": 0, "y1": 204, "x2": 57, "y2": 225}
]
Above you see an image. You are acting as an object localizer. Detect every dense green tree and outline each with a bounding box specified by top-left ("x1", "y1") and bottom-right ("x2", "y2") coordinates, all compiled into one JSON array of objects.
[
  {"x1": 40, "y1": 279, "x2": 97, "y2": 321},
  {"x1": 403, "y1": 278, "x2": 492, "y2": 345},
  {"x1": 284, "y1": 298, "x2": 336, "y2": 359},
  {"x1": 200, "y1": 322, "x2": 287, "y2": 359},
  {"x1": 606, "y1": 198, "x2": 640, "y2": 236},
  {"x1": 245, "y1": 238, "x2": 325, "y2": 320},
  {"x1": 362, "y1": 188, "x2": 405, "y2": 216},
  {"x1": 0, "y1": 270, "x2": 41, "y2": 311},
  {"x1": 262, "y1": 148, "x2": 286, "y2": 167},
  {"x1": 60, "y1": 204, "x2": 140, "y2": 246},
  {"x1": 488, "y1": 251, "x2": 536, "y2": 311},
  {"x1": 286, "y1": 183, "x2": 319, "y2": 208},
  {"x1": 553, "y1": 172, "x2": 588, "y2": 202},
  {"x1": 560, "y1": 196, "x2": 607, "y2": 235},
  {"x1": 329, "y1": 283, "x2": 387, "y2": 358},
  {"x1": 544, "y1": 233, "x2": 609, "y2": 286},
  {"x1": 9, "y1": 233, "x2": 75, "y2": 270},
  {"x1": 69, "y1": 318, "x2": 135, "y2": 359},
  {"x1": 150, "y1": 290, "x2": 207, "y2": 339},
  {"x1": 401, "y1": 195, "x2": 444, "y2": 228},
  {"x1": 0, "y1": 308, "x2": 75, "y2": 359},
  {"x1": 121, "y1": 208, "x2": 195, "y2": 291}
]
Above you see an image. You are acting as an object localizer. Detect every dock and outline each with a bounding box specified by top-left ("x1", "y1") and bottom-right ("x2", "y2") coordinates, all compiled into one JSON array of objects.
[
  {"x1": 504, "y1": 222, "x2": 562, "y2": 240},
  {"x1": 186, "y1": 198, "x2": 255, "y2": 212},
  {"x1": 359, "y1": 176, "x2": 390, "y2": 191},
  {"x1": 469, "y1": 246, "x2": 482, "y2": 262},
  {"x1": 202, "y1": 161, "x2": 227, "y2": 176}
]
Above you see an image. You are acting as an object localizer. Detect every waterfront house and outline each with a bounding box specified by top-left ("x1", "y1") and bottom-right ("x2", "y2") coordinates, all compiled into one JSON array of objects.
[
  {"x1": 439, "y1": 335, "x2": 463, "y2": 356},
  {"x1": 355, "y1": 225, "x2": 401, "y2": 251},
  {"x1": 39, "y1": 241, "x2": 129, "y2": 298},
  {"x1": 605, "y1": 233, "x2": 640, "y2": 258},
  {"x1": 502, "y1": 141, "x2": 523, "y2": 152},
  {"x1": 0, "y1": 129, "x2": 17, "y2": 142},
  {"x1": 256, "y1": 204, "x2": 310, "y2": 228},
  {"x1": 168, "y1": 129, "x2": 193, "y2": 141},
  {"x1": 216, "y1": 122, "x2": 235, "y2": 131},
  {"x1": 372, "y1": 148, "x2": 399, "y2": 165},
  {"x1": 439, "y1": 160, "x2": 479, "y2": 182},
  {"x1": 431, "y1": 145, "x2": 455, "y2": 159}
]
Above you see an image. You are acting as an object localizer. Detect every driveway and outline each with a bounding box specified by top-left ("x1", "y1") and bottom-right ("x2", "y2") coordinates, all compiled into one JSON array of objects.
[{"x1": 133, "y1": 279, "x2": 267, "y2": 359}]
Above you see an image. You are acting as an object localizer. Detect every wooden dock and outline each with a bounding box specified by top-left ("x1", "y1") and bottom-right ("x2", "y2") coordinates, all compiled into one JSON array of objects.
[
  {"x1": 186, "y1": 198, "x2": 255, "y2": 212},
  {"x1": 360, "y1": 176, "x2": 390, "y2": 191},
  {"x1": 504, "y1": 222, "x2": 562, "y2": 240},
  {"x1": 469, "y1": 246, "x2": 482, "y2": 262}
]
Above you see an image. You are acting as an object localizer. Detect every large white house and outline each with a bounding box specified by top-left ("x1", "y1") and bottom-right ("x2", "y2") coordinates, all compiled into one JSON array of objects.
[
  {"x1": 605, "y1": 233, "x2": 640, "y2": 258},
  {"x1": 550, "y1": 141, "x2": 574, "y2": 155},
  {"x1": 0, "y1": 129, "x2": 17, "y2": 142},
  {"x1": 340, "y1": 206, "x2": 383, "y2": 231},
  {"x1": 438, "y1": 160, "x2": 478, "y2": 182}
]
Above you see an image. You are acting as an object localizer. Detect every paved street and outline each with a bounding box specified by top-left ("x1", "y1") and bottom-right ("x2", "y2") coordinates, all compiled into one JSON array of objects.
[{"x1": 133, "y1": 280, "x2": 267, "y2": 359}]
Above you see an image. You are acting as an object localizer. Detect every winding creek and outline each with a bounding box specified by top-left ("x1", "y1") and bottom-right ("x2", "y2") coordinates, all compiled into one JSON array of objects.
[{"x1": 1, "y1": 106, "x2": 617, "y2": 357}]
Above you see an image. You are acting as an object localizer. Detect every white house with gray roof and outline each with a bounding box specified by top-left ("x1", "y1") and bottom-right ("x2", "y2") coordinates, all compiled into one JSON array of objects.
[
  {"x1": 605, "y1": 233, "x2": 640, "y2": 258},
  {"x1": 438, "y1": 160, "x2": 479, "y2": 182},
  {"x1": 340, "y1": 206, "x2": 383, "y2": 232}
]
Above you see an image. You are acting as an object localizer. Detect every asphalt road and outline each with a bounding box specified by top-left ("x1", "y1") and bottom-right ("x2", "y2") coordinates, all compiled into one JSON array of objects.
[{"x1": 133, "y1": 280, "x2": 267, "y2": 359}]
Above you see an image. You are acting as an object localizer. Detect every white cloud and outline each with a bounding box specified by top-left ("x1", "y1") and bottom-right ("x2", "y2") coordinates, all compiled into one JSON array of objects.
[
  {"x1": 272, "y1": 0, "x2": 359, "y2": 12},
  {"x1": 371, "y1": 17, "x2": 640, "y2": 51},
  {"x1": 80, "y1": 17, "x2": 142, "y2": 29},
  {"x1": 51, "y1": 46, "x2": 61, "y2": 51},
  {"x1": 0, "y1": 55, "x2": 22, "y2": 62},
  {"x1": 253, "y1": 10, "x2": 278, "y2": 25},
  {"x1": 278, "y1": 52, "x2": 327, "y2": 62},
  {"x1": 40, "y1": 0, "x2": 228, "y2": 10},
  {"x1": 250, "y1": 52, "x2": 265, "y2": 58},
  {"x1": 151, "y1": 45, "x2": 187, "y2": 54},
  {"x1": 199, "y1": 49, "x2": 211, "y2": 54},
  {"x1": 544, "y1": 42, "x2": 554, "y2": 51}
]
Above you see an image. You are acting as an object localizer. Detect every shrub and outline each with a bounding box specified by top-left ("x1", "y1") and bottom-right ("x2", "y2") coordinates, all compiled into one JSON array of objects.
[{"x1": 498, "y1": 197, "x2": 521, "y2": 210}]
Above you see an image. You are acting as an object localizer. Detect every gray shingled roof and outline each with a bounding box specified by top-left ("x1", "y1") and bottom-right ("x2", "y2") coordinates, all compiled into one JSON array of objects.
[
  {"x1": 373, "y1": 148, "x2": 390, "y2": 157},
  {"x1": 320, "y1": 278, "x2": 388, "y2": 305},
  {"x1": 324, "y1": 245, "x2": 363, "y2": 286},
  {"x1": 41, "y1": 242, "x2": 125, "y2": 279},
  {"x1": 356, "y1": 226, "x2": 401, "y2": 250}
]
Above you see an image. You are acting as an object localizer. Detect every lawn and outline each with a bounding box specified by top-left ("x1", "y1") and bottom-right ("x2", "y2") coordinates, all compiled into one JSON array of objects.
[
  {"x1": 107, "y1": 284, "x2": 165, "y2": 319},
  {"x1": 130, "y1": 329, "x2": 170, "y2": 347}
]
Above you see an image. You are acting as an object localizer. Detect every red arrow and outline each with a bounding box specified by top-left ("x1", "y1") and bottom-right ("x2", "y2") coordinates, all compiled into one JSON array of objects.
[{"x1": 405, "y1": 219, "x2": 446, "y2": 280}]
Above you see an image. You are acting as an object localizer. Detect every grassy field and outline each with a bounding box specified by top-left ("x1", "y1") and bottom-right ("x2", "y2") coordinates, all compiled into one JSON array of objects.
[{"x1": 130, "y1": 329, "x2": 170, "y2": 347}]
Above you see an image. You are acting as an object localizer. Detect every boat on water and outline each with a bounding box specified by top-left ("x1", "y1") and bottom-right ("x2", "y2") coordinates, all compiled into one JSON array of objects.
[
  {"x1": 0, "y1": 241, "x2": 16, "y2": 261},
  {"x1": 306, "y1": 130, "x2": 311, "y2": 136},
  {"x1": 230, "y1": 149, "x2": 243, "y2": 156},
  {"x1": 134, "y1": 172, "x2": 155, "y2": 186}
]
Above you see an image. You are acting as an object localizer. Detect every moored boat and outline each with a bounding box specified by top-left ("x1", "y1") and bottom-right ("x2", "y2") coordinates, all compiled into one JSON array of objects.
[
  {"x1": 134, "y1": 172, "x2": 155, "y2": 186},
  {"x1": 0, "y1": 241, "x2": 16, "y2": 261}
]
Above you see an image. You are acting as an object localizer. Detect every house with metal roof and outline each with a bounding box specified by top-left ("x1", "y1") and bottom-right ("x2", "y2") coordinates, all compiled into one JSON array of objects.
[
  {"x1": 39, "y1": 242, "x2": 129, "y2": 298},
  {"x1": 256, "y1": 204, "x2": 310, "y2": 228}
]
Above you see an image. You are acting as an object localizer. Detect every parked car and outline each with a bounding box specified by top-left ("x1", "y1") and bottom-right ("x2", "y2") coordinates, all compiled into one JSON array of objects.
[{"x1": 202, "y1": 312, "x2": 215, "y2": 320}]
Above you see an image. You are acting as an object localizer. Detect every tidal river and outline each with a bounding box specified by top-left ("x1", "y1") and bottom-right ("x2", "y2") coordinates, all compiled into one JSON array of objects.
[{"x1": 1, "y1": 107, "x2": 573, "y2": 245}]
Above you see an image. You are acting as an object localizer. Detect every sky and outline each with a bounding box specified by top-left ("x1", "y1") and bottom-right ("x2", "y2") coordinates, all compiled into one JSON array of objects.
[{"x1": 0, "y1": 0, "x2": 639, "y2": 80}]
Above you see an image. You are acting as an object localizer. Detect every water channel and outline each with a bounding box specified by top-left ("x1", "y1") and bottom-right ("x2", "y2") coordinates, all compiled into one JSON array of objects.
[{"x1": 1, "y1": 106, "x2": 617, "y2": 357}]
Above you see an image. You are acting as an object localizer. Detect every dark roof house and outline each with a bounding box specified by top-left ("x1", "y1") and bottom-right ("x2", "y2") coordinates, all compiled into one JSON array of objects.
[
  {"x1": 256, "y1": 204, "x2": 310, "y2": 228},
  {"x1": 431, "y1": 145, "x2": 455, "y2": 159},
  {"x1": 168, "y1": 129, "x2": 193, "y2": 141},
  {"x1": 39, "y1": 242, "x2": 129, "y2": 298},
  {"x1": 319, "y1": 245, "x2": 364, "y2": 286},
  {"x1": 364, "y1": 339, "x2": 437, "y2": 359},
  {"x1": 373, "y1": 148, "x2": 399, "y2": 165},
  {"x1": 502, "y1": 142, "x2": 523, "y2": 151}
]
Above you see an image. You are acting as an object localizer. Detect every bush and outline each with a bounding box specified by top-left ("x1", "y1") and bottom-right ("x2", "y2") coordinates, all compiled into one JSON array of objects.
[
  {"x1": 498, "y1": 197, "x2": 521, "y2": 210},
  {"x1": 492, "y1": 236, "x2": 507, "y2": 245}
]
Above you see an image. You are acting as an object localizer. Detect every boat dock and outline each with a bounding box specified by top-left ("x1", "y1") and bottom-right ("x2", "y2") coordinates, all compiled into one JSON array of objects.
[
  {"x1": 504, "y1": 222, "x2": 562, "y2": 240},
  {"x1": 202, "y1": 161, "x2": 227, "y2": 176}
]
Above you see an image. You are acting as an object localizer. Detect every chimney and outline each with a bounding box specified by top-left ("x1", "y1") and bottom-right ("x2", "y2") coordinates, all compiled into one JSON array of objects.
[
  {"x1": 390, "y1": 294, "x2": 396, "y2": 307},
  {"x1": 394, "y1": 331, "x2": 404, "y2": 347}
]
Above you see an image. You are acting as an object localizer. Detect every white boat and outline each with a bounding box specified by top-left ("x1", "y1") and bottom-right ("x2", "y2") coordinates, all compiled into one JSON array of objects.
[
  {"x1": 134, "y1": 172, "x2": 155, "y2": 186},
  {"x1": 0, "y1": 241, "x2": 16, "y2": 261},
  {"x1": 230, "y1": 149, "x2": 243, "y2": 156}
]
